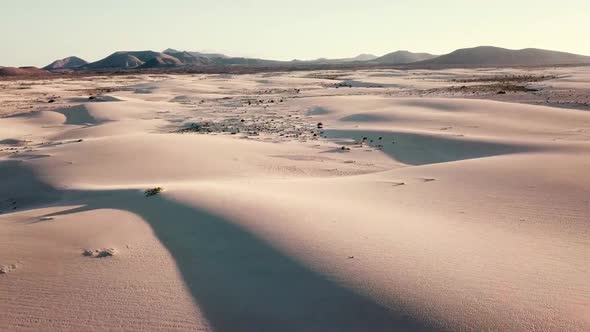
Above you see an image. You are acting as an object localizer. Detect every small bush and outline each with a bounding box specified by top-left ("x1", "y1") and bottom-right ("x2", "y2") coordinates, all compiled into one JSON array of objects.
[{"x1": 145, "y1": 187, "x2": 163, "y2": 197}]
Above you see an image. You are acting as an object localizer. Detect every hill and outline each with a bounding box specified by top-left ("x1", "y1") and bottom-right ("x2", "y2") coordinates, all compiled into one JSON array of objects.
[
  {"x1": 139, "y1": 53, "x2": 184, "y2": 69},
  {"x1": 84, "y1": 51, "x2": 166, "y2": 69},
  {"x1": 373, "y1": 51, "x2": 437, "y2": 64},
  {"x1": 161, "y1": 51, "x2": 210, "y2": 66},
  {"x1": 417, "y1": 46, "x2": 590, "y2": 66},
  {"x1": 209, "y1": 57, "x2": 284, "y2": 66},
  {"x1": 84, "y1": 52, "x2": 144, "y2": 69},
  {"x1": 43, "y1": 56, "x2": 88, "y2": 71},
  {"x1": 307, "y1": 54, "x2": 379, "y2": 64},
  {"x1": 164, "y1": 48, "x2": 229, "y2": 59},
  {"x1": 0, "y1": 66, "x2": 49, "y2": 77},
  {"x1": 350, "y1": 54, "x2": 379, "y2": 62}
]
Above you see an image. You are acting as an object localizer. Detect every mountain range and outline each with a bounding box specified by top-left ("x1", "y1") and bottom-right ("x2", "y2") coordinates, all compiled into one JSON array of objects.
[{"x1": 2, "y1": 46, "x2": 590, "y2": 76}]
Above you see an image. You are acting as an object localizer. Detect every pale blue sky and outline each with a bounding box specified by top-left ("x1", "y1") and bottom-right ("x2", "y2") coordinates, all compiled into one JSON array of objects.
[{"x1": 1, "y1": 0, "x2": 589, "y2": 66}]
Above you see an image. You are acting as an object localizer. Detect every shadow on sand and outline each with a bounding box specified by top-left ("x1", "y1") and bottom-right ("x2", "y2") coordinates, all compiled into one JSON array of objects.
[
  {"x1": 325, "y1": 129, "x2": 539, "y2": 166},
  {"x1": 0, "y1": 160, "x2": 436, "y2": 332}
]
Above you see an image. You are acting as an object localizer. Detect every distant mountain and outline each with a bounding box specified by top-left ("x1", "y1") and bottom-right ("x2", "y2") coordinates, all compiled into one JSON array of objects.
[
  {"x1": 83, "y1": 49, "x2": 284, "y2": 70},
  {"x1": 33, "y1": 46, "x2": 590, "y2": 72},
  {"x1": 163, "y1": 48, "x2": 181, "y2": 54},
  {"x1": 417, "y1": 46, "x2": 590, "y2": 66},
  {"x1": 84, "y1": 51, "x2": 169, "y2": 69},
  {"x1": 84, "y1": 52, "x2": 146, "y2": 69},
  {"x1": 372, "y1": 51, "x2": 437, "y2": 64},
  {"x1": 210, "y1": 57, "x2": 283, "y2": 66},
  {"x1": 121, "y1": 51, "x2": 163, "y2": 63},
  {"x1": 307, "y1": 54, "x2": 379, "y2": 64},
  {"x1": 350, "y1": 54, "x2": 379, "y2": 62},
  {"x1": 139, "y1": 53, "x2": 184, "y2": 69},
  {"x1": 0, "y1": 66, "x2": 49, "y2": 77},
  {"x1": 164, "y1": 49, "x2": 280, "y2": 66},
  {"x1": 161, "y1": 50, "x2": 210, "y2": 66},
  {"x1": 163, "y1": 48, "x2": 229, "y2": 59},
  {"x1": 43, "y1": 56, "x2": 88, "y2": 71}
]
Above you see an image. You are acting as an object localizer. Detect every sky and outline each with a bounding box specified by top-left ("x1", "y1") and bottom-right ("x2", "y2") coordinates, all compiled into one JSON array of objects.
[{"x1": 1, "y1": 0, "x2": 589, "y2": 67}]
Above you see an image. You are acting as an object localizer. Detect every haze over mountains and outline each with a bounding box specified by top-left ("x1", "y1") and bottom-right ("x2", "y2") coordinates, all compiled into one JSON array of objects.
[{"x1": 2, "y1": 46, "x2": 590, "y2": 76}]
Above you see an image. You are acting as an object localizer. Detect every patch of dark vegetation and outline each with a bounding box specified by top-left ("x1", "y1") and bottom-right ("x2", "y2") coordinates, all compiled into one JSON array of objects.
[
  {"x1": 0, "y1": 263, "x2": 17, "y2": 274},
  {"x1": 68, "y1": 86, "x2": 132, "y2": 96},
  {"x1": 488, "y1": 83, "x2": 539, "y2": 92},
  {"x1": 176, "y1": 117, "x2": 321, "y2": 141},
  {"x1": 452, "y1": 74, "x2": 557, "y2": 83},
  {"x1": 304, "y1": 73, "x2": 349, "y2": 80},
  {"x1": 334, "y1": 81, "x2": 384, "y2": 88},
  {"x1": 83, "y1": 248, "x2": 117, "y2": 258},
  {"x1": 335, "y1": 82, "x2": 354, "y2": 88},
  {"x1": 433, "y1": 83, "x2": 539, "y2": 95},
  {"x1": 145, "y1": 187, "x2": 163, "y2": 197}
]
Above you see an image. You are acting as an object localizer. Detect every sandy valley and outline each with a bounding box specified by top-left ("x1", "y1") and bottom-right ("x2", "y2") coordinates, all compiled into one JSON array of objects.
[{"x1": 1, "y1": 67, "x2": 589, "y2": 331}]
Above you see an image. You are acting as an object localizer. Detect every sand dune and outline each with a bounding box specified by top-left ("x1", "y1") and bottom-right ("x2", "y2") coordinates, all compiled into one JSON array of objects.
[{"x1": 1, "y1": 68, "x2": 589, "y2": 331}]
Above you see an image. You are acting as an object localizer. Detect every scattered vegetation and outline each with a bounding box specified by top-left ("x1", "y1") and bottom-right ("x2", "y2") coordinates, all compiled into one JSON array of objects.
[
  {"x1": 304, "y1": 73, "x2": 348, "y2": 80},
  {"x1": 335, "y1": 82, "x2": 354, "y2": 88},
  {"x1": 145, "y1": 187, "x2": 163, "y2": 197},
  {"x1": 177, "y1": 117, "x2": 320, "y2": 141},
  {"x1": 452, "y1": 74, "x2": 557, "y2": 83},
  {"x1": 0, "y1": 263, "x2": 18, "y2": 274},
  {"x1": 83, "y1": 248, "x2": 117, "y2": 258},
  {"x1": 429, "y1": 83, "x2": 539, "y2": 95}
]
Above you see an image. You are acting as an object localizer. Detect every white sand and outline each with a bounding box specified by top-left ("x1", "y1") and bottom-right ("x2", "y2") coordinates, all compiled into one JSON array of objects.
[{"x1": 1, "y1": 68, "x2": 589, "y2": 331}]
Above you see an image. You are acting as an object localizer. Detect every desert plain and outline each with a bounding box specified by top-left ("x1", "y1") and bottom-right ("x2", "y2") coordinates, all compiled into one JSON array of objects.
[{"x1": 1, "y1": 67, "x2": 589, "y2": 331}]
